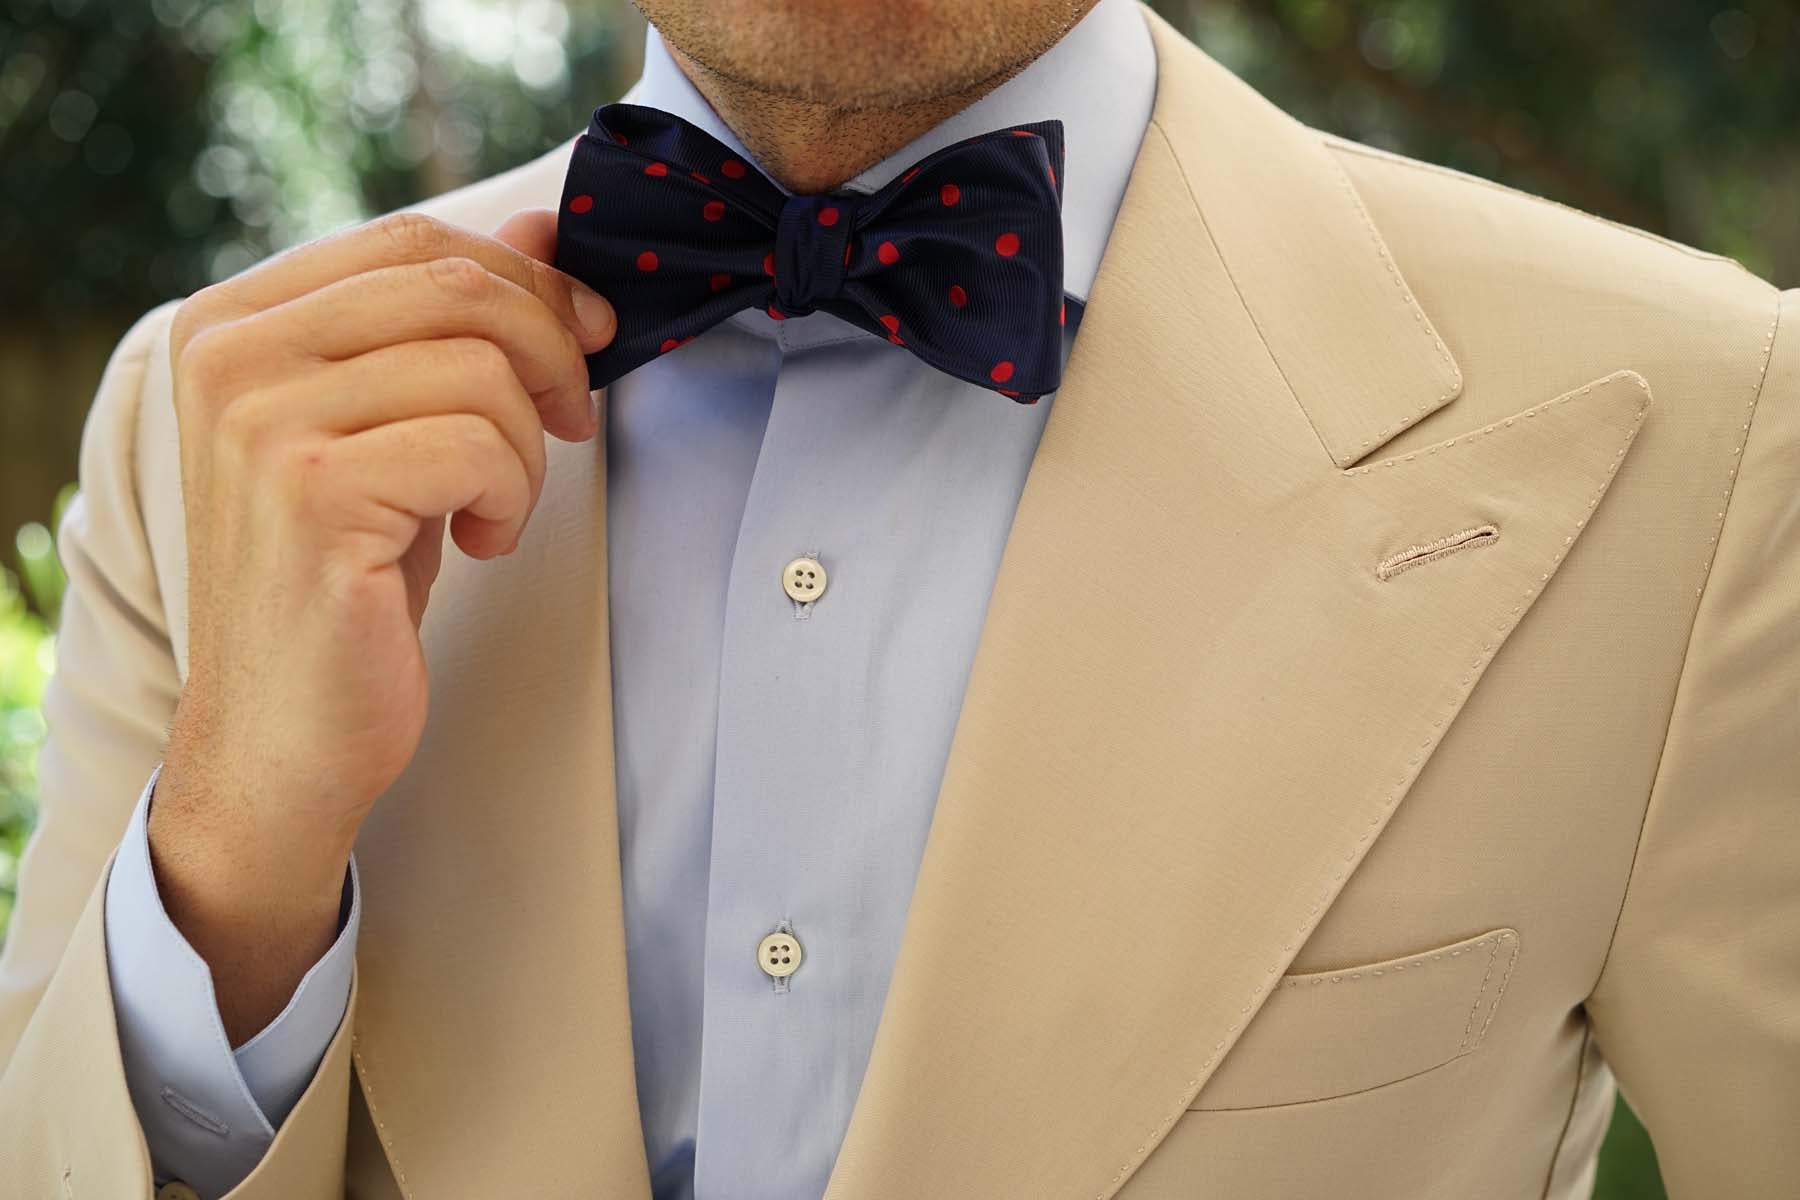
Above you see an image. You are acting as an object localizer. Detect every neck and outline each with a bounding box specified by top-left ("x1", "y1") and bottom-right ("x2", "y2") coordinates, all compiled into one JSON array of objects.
[{"x1": 665, "y1": 45, "x2": 1029, "y2": 196}]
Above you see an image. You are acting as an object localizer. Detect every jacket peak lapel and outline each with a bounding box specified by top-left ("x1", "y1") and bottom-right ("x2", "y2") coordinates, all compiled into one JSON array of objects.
[{"x1": 335, "y1": 9, "x2": 1653, "y2": 1197}]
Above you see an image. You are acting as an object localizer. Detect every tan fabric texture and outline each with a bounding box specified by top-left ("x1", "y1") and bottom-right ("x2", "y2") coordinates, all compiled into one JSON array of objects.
[{"x1": 1, "y1": 7, "x2": 1794, "y2": 1198}]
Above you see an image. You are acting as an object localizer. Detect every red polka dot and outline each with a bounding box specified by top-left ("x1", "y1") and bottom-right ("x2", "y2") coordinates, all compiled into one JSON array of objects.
[
  {"x1": 888, "y1": 333, "x2": 905, "y2": 346},
  {"x1": 940, "y1": 183, "x2": 960, "y2": 206},
  {"x1": 990, "y1": 361, "x2": 1015, "y2": 383},
  {"x1": 703, "y1": 200, "x2": 726, "y2": 221},
  {"x1": 721, "y1": 159, "x2": 747, "y2": 179},
  {"x1": 763, "y1": 252, "x2": 776, "y2": 276},
  {"x1": 636, "y1": 250, "x2": 659, "y2": 272},
  {"x1": 767, "y1": 304, "x2": 786, "y2": 320},
  {"x1": 1010, "y1": 129, "x2": 1032, "y2": 137},
  {"x1": 691, "y1": 171, "x2": 711, "y2": 184},
  {"x1": 644, "y1": 162, "x2": 668, "y2": 177},
  {"x1": 1059, "y1": 302, "x2": 1066, "y2": 326},
  {"x1": 709, "y1": 273, "x2": 731, "y2": 292},
  {"x1": 879, "y1": 314, "x2": 900, "y2": 334},
  {"x1": 660, "y1": 338, "x2": 681, "y2": 352},
  {"x1": 999, "y1": 388, "x2": 1021, "y2": 397},
  {"x1": 843, "y1": 242, "x2": 853, "y2": 266},
  {"x1": 613, "y1": 132, "x2": 629, "y2": 145},
  {"x1": 900, "y1": 166, "x2": 921, "y2": 184},
  {"x1": 877, "y1": 241, "x2": 899, "y2": 265},
  {"x1": 995, "y1": 232, "x2": 1020, "y2": 256},
  {"x1": 568, "y1": 194, "x2": 593, "y2": 214},
  {"x1": 948, "y1": 284, "x2": 968, "y2": 308},
  {"x1": 1048, "y1": 163, "x2": 1057, "y2": 187},
  {"x1": 817, "y1": 206, "x2": 840, "y2": 227}
]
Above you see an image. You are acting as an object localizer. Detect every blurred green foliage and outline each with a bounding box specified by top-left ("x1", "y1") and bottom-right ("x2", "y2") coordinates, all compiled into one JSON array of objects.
[
  {"x1": 7, "y1": 0, "x2": 1789, "y2": 1192},
  {"x1": 0, "y1": 487, "x2": 70, "y2": 935},
  {"x1": 2, "y1": 0, "x2": 645, "y2": 318}
]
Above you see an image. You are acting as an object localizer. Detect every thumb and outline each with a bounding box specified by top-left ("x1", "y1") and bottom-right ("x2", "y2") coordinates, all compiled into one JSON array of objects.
[
  {"x1": 494, "y1": 206, "x2": 615, "y2": 353},
  {"x1": 493, "y1": 207, "x2": 560, "y2": 265}
]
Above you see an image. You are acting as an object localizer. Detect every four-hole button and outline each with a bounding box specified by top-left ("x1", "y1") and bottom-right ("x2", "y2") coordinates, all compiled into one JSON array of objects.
[
  {"x1": 782, "y1": 556, "x2": 827, "y2": 603},
  {"x1": 758, "y1": 930, "x2": 804, "y2": 978}
]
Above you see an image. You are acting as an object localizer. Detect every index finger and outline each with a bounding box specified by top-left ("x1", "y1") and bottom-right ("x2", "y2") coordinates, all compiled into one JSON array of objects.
[{"x1": 178, "y1": 210, "x2": 615, "y2": 357}]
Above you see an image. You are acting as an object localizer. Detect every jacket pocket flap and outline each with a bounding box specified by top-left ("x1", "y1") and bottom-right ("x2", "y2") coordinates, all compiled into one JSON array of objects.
[{"x1": 1189, "y1": 927, "x2": 1520, "y2": 1111}]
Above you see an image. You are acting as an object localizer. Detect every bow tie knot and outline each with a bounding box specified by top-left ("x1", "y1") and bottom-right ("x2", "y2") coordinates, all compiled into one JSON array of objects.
[
  {"x1": 554, "y1": 103, "x2": 1068, "y2": 402},
  {"x1": 773, "y1": 193, "x2": 860, "y2": 318}
]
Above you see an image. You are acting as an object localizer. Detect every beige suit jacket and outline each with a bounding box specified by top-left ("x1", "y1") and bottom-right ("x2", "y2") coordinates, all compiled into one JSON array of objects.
[{"x1": 2, "y1": 9, "x2": 1795, "y2": 1198}]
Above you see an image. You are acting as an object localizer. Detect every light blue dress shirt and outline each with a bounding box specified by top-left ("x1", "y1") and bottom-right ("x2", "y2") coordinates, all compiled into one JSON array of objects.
[{"x1": 101, "y1": 2, "x2": 1156, "y2": 1195}]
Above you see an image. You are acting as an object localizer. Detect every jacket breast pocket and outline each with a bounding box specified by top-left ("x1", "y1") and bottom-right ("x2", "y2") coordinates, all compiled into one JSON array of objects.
[{"x1": 1187, "y1": 927, "x2": 1520, "y2": 1111}]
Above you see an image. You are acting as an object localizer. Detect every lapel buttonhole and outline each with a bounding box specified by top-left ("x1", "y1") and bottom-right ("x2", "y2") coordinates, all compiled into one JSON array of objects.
[{"x1": 1375, "y1": 523, "x2": 1501, "y2": 581}]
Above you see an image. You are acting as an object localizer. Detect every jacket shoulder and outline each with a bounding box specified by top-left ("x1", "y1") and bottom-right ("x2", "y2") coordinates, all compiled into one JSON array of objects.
[
  {"x1": 1320, "y1": 129, "x2": 1780, "y2": 339},
  {"x1": 1321, "y1": 131, "x2": 1761, "y2": 279},
  {"x1": 1318, "y1": 129, "x2": 1782, "y2": 444}
]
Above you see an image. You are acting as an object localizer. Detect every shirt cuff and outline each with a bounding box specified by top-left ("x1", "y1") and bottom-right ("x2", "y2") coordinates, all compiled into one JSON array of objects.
[{"x1": 103, "y1": 761, "x2": 360, "y2": 1198}]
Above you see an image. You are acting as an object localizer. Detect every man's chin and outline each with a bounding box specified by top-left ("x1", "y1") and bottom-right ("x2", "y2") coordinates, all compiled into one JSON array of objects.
[{"x1": 639, "y1": 0, "x2": 1089, "y2": 110}]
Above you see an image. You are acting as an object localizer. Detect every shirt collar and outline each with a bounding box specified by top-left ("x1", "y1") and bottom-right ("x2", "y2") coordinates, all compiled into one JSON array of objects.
[{"x1": 618, "y1": 0, "x2": 1155, "y2": 331}]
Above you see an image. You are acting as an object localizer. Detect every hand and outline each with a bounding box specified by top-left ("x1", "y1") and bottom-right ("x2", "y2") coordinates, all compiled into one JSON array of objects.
[{"x1": 145, "y1": 209, "x2": 612, "y2": 1041}]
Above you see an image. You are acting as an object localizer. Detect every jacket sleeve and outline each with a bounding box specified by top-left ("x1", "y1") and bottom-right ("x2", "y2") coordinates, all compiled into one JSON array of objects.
[
  {"x1": 0, "y1": 304, "x2": 359, "y2": 1199},
  {"x1": 1583, "y1": 286, "x2": 1800, "y2": 1198}
]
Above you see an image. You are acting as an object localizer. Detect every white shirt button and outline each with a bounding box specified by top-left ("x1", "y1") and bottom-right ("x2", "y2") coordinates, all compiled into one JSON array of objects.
[
  {"x1": 157, "y1": 1184, "x2": 202, "y2": 1200},
  {"x1": 782, "y1": 555, "x2": 827, "y2": 603},
  {"x1": 757, "y1": 930, "x2": 803, "y2": 978}
]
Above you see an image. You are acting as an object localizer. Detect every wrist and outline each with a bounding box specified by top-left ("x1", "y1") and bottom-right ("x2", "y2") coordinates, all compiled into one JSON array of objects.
[
  {"x1": 148, "y1": 754, "x2": 357, "y2": 903},
  {"x1": 146, "y1": 759, "x2": 355, "y2": 1043}
]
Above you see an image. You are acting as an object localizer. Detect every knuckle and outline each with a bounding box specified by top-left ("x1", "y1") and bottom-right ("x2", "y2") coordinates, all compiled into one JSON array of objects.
[
  {"x1": 442, "y1": 336, "x2": 510, "y2": 385},
  {"x1": 211, "y1": 391, "x2": 273, "y2": 461},
  {"x1": 377, "y1": 210, "x2": 449, "y2": 259},
  {"x1": 553, "y1": 321, "x2": 587, "y2": 373},
  {"x1": 427, "y1": 255, "x2": 493, "y2": 303},
  {"x1": 173, "y1": 324, "x2": 238, "y2": 405},
  {"x1": 528, "y1": 262, "x2": 579, "y2": 320},
  {"x1": 168, "y1": 289, "x2": 217, "y2": 359},
  {"x1": 453, "y1": 412, "x2": 504, "y2": 461},
  {"x1": 458, "y1": 416, "x2": 526, "y2": 498}
]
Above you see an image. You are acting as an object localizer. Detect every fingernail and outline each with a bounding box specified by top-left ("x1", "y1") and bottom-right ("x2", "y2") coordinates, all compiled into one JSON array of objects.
[{"x1": 570, "y1": 282, "x2": 615, "y2": 344}]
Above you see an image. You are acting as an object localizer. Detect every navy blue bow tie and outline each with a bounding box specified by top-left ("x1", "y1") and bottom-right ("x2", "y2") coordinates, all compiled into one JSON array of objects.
[{"x1": 554, "y1": 103, "x2": 1068, "y2": 404}]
